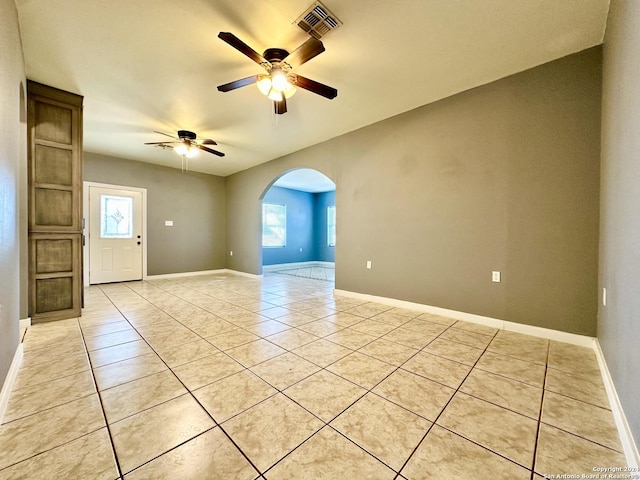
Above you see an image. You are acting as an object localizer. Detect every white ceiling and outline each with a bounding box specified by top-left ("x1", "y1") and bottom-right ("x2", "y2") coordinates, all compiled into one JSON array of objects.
[{"x1": 16, "y1": 0, "x2": 609, "y2": 177}]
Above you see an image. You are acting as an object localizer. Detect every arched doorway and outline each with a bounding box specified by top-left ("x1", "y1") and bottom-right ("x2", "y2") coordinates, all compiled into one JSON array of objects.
[{"x1": 260, "y1": 168, "x2": 336, "y2": 283}]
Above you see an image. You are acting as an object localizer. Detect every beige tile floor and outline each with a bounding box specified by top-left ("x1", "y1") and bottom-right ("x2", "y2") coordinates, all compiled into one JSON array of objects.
[
  {"x1": 271, "y1": 266, "x2": 335, "y2": 282},
  {"x1": 0, "y1": 273, "x2": 628, "y2": 479}
]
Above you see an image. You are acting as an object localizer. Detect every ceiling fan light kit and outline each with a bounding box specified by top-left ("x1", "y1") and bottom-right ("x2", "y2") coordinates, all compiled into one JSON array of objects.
[
  {"x1": 174, "y1": 143, "x2": 198, "y2": 158},
  {"x1": 257, "y1": 73, "x2": 297, "y2": 101},
  {"x1": 144, "y1": 130, "x2": 224, "y2": 172},
  {"x1": 270, "y1": 67, "x2": 289, "y2": 91}
]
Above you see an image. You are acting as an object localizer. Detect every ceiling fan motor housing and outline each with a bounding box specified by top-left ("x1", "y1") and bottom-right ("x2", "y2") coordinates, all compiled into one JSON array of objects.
[
  {"x1": 177, "y1": 130, "x2": 197, "y2": 140},
  {"x1": 263, "y1": 48, "x2": 289, "y2": 64}
]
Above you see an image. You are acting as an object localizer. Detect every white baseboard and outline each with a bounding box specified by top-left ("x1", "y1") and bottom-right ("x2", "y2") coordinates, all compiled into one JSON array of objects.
[
  {"x1": 225, "y1": 269, "x2": 263, "y2": 279},
  {"x1": 19, "y1": 317, "x2": 31, "y2": 329},
  {"x1": 145, "y1": 269, "x2": 227, "y2": 280},
  {"x1": 593, "y1": 339, "x2": 640, "y2": 467},
  {"x1": 0, "y1": 343, "x2": 24, "y2": 424},
  {"x1": 334, "y1": 288, "x2": 638, "y2": 465},
  {"x1": 145, "y1": 269, "x2": 263, "y2": 280},
  {"x1": 263, "y1": 261, "x2": 335, "y2": 273},
  {"x1": 501, "y1": 319, "x2": 594, "y2": 347},
  {"x1": 333, "y1": 289, "x2": 594, "y2": 347},
  {"x1": 139, "y1": 267, "x2": 308, "y2": 281}
]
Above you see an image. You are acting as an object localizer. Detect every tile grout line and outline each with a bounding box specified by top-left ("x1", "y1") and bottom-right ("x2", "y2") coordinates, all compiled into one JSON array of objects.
[
  {"x1": 177, "y1": 279, "x2": 365, "y2": 476},
  {"x1": 533, "y1": 362, "x2": 626, "y2": 457},
  {"x1": 87, "y1": 285, "x2": 216, "y2": 475},
  {"x1": 91, "y1": 287, "x2": 244, "y2": 474},
  {"x1": 117, "y1": 277, "x2": 393, "y2": 400},
  {"x1": 125, "y1": 276, "x2": 340, "y2": 362},
  {"x1": 149, "y1": 275, "x2": 328, "y2": 316},
  {"x1": 121, "y1": 278, "x2": 399, "y2": 475},
  {"x1": 529, "y1": 343, "x2": 550, "y2": 480},
  {"x1": 77, "y1": 302, "x2": 125, "y2": 480},
  {"x1": 79, "y1": 276, "x2": 613, "y2": 478},
  {"x1": 0, "y1": 428, "x2": 107, "y2": 474},
  {"x1": 390, "y1": 326, "x2": 540, "y2": 478},
  {"x1": 109, "y1": 281, "x2": 266, "y2": 478},
  {"x1": 99, "y1": 278, "x2": 487, "y2": 476},
  {"x1": 0, "y1": 334, "x2": 108, "y2": 474},
  {"x1": 261, "y1": 312, "x2": 488, "y2": 476}
]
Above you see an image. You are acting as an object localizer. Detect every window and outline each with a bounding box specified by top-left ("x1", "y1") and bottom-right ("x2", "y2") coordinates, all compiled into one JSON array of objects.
[
  {"x1": 100, "y1": 194, "x2": 133, "y2": 238},
  {"x1": 262, "y1": 203, "x2": 286, "y2": 247},
  {"x1": 327, "y1": 205, "x2": 336, "y2": 246}
]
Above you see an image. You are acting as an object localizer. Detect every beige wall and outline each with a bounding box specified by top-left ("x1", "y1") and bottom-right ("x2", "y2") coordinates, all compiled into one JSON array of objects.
[
  {"x1": 0, "y1": 0, "x2": 26, "y2": 385},
  {"x1": 226, "y1": 47, "x2": 602, "y2": 336},
  {"x1": 84, "y1": 153, "x2": 227, "y2": 276},
  {"x1": 599, "y1": 0, "x2": 640, "y2": 447}
]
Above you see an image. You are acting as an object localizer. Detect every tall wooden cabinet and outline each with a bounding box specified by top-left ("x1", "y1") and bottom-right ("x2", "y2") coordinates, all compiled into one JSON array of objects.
[{"x1": 27, "y1": 81, "x2": 83, "y2": 323}]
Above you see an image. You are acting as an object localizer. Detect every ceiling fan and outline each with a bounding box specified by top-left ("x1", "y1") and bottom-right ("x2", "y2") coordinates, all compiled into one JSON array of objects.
[
  {"x1": 216, "y1": 32, "x2": 338, "y2": 115},
  {"x1": 145, "y1": 130, "x2": 225, "y2": 157},
  {"x1": 145, "y1": 130, "x2": 224, "y2": 172}
]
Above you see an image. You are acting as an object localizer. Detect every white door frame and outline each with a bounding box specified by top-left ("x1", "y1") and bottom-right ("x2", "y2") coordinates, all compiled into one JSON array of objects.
[{"x1": 83, "y1": 181, "x2": 148, "y2": 287}]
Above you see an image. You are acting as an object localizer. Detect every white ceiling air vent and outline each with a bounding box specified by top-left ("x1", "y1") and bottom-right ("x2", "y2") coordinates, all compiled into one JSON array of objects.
[{"x1": 295, "y1": 1, "x2": 342, "y2": 39}]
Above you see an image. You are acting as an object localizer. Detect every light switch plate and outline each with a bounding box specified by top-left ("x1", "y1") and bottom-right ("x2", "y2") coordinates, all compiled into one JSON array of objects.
[
  {"x1": 492, "y1": 271, "x2": 501, "y2": 283},
  {"x1": 164, "y1": 220, "x2": 173, "y2": 227}
]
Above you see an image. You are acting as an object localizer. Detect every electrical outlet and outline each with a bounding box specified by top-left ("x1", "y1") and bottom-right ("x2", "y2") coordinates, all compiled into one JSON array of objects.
[
  {"x1": 492, "y1": 271, "x2": 501, "y2": 283},
  {"x1": 366, "y1": 260, "x2": 372, "y2": 269},
  {"x1": 230, "y1": 251, "x2": 233, "y2": 256}
]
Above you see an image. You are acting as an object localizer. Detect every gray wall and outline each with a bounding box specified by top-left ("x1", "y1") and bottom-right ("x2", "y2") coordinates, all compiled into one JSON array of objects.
[
  {"x1": 0, "y1": 0, "x2": 26, "y2": 386},
  {"x1": 226, "y1": 47, "x2": 602, "y2": 336},
  {"x1": 599, "y1": 0, "x2": 640, "y2": 447},
  {"x1": 84, "y1": 153, "x2": 226, "y2": 276}
]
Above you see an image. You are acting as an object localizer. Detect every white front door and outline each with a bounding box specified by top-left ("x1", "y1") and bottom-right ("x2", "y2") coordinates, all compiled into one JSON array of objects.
[{"x1": 89, "y1": 186, "x2": 143, "y2": 284}]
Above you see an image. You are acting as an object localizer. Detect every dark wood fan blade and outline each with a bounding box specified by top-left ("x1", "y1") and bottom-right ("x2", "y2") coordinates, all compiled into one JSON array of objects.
[
  {"x1": 274, "y1": 96, "x2": 287, "y2": 115},
  {"x1": 199, "y1": 145, "x2": 225, "y2": 157},
  {"x1": 289, "y1": 74, "x2": 337, "y2": 99},
  {"x1": 218, "y1": 32, "x2": 267, "y2": 65},
  {"x1": 283, "y1": 37, "x2": 325, "y2": 69},
  {"x1": 217, "y1": 75, "x2": 260, "y2": 92},
  {"x1": 201, "y1": 139, "x2": 217, "y2": 145},
  {"x1": 144, "y1": 141, "x2": 176, "y2": 145},
  {"x1": 153, "y1": 131, "x2": 177, "y2": 139}
]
